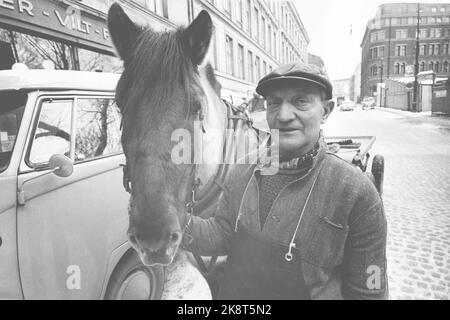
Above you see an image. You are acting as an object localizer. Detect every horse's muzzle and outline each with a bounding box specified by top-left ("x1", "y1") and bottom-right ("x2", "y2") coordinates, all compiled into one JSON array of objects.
[{"x1": 127, "y1": 231, "x2": 181, "y2": 266}]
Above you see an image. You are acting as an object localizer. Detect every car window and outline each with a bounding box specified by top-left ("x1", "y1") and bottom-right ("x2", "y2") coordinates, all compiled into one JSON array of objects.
[
  {"x1": 29, "y1": 99, "x2": 73, "y2": 165},
  {"x1": 0, "y1": 91, "x2": 27, "y2": 173},
  {"x1": 74, "y1": 98, "x2": 122, "y2": 162}
]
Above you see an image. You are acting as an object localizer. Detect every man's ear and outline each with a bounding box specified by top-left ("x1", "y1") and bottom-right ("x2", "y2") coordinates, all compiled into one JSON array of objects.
[
  {"x1": 182, "y1": 10, "x2": 213, "y2": 65},
  {"x1": 108, "y1": 3, "x2": 141, "y2": 60},
  {"x1": 322, "y1": 100, "x2": 335, "y2": 120}
]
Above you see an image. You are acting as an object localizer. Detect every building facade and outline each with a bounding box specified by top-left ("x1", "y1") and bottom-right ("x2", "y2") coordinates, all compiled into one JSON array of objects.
[
  {"x1": 360, "y1": 3, "x2": 450, "y2": 99},
  {"x1": 332, "y1": 78, "x2": 352, "y2": 101},
  {"x1": 193, "y1": 0, "x2": 309, "y2": 102},
  {"x1": 0, "y1": 0, "x2": 309, "y2": 102},
  {"x1": 0, "y1": 0, "x2": 186, "y2": 72}
]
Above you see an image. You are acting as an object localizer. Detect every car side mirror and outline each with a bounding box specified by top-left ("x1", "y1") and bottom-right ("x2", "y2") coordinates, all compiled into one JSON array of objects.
[{"x1": 49, "y1": 154, "x2": 73, "y2": 178}]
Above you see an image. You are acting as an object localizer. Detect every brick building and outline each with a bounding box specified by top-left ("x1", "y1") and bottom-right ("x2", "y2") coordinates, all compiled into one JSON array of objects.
[
  {"x1": 360, "y1": 3, "x2": 450, "y2": 99},
  {"x1": 194, "y1": 0, "x2": 309, "y2": 101}
]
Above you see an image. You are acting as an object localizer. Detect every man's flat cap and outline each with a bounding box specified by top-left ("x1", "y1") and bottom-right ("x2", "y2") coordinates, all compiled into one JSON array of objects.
[{"x1": 256, "y1": 62, "x2": 333, "y2": 99}]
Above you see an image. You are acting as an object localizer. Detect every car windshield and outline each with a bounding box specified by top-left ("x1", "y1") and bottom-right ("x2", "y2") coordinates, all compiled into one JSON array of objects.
[{"x1": 0, "y1": 91, "x2": 27, "y2": 173}]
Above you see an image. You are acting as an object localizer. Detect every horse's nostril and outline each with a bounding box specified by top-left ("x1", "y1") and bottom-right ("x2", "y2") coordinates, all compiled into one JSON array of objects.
[{"x1": 170, "y1": 231, "x2": 181, "y2": 243}]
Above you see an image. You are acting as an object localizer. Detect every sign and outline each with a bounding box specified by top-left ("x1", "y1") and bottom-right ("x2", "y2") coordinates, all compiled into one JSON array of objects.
[
  {"x1": 435, "y1": 90, "x2": 447, "y2": 98},
  {"x1": 0, "y1": 0, "x2": 114, "y2": 55},
  {"x1": 405, "y1": 65, "x2": 414, "y2": 76}
]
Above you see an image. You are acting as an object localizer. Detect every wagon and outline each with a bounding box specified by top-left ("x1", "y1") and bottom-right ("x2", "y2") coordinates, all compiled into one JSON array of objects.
[{"x1": 325, "y1": 135, "x2": 384, "y2": 195}]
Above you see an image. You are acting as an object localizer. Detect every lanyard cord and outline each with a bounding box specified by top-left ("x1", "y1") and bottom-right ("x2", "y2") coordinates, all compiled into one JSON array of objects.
[{"x1": 285, "y1": 163, "x2": 324, "y2": 262}]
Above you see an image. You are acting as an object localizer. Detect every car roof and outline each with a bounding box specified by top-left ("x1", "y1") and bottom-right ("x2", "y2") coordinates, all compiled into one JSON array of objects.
[{"x1": 0, "y1": 70, "x2": 121, "y2": 92}]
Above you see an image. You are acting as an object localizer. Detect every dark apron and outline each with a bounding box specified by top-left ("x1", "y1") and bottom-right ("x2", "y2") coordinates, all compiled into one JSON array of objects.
[{"x1": 217, "y1": 223, "x2": 310, "y2": 300}]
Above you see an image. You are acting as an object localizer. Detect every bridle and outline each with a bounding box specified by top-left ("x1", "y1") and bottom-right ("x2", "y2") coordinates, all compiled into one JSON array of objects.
[{"x1": 121, "y1": 96, "x2": 255, "y2": 272}]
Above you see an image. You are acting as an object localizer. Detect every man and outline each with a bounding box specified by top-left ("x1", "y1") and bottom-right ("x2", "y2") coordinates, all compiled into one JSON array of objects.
[{"x1": 183, "y1": 62, "x2": 388, "y2": 300}]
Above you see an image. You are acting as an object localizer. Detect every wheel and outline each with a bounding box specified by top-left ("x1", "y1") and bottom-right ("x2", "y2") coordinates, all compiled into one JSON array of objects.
[
  {"x1": 104, "y1": 250, "x2": 164, "y2": 300},
  {"x1": 371, "y1": 155, "x2": 384, "y2": 196}
]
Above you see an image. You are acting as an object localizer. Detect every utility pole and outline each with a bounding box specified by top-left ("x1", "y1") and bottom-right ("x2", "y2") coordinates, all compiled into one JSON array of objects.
[
  {"x1": 386, "y1": 17, "x2": 392, "y2": 79},
  {"x1": 379, "y1": 58, "x2": 384, "y2": 107},
  {"x1": 413, "y1": 2, "x2": 420, "y2": 112}
]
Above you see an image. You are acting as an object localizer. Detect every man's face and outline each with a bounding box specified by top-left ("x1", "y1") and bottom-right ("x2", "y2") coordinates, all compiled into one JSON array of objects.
[{"x1": 265, "y1": 82, "x2": 329, "y2": 160}]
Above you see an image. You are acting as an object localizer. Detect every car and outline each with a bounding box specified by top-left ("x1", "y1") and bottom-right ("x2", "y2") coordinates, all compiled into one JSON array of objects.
[
  {"x1": 339, "y1": 101, "x2": 355, "y2": 111},
  {"x1": 0, "y1": 67, "x2": 164, "y2": 300},
  {"x1": 362, "y1": 97, "x2": 376, "y2": 110}
]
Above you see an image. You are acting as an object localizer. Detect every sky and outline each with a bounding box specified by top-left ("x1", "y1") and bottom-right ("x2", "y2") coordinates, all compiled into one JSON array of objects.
[{"x1": 293, "y1": 0, "x2": 448, "y2": 81}]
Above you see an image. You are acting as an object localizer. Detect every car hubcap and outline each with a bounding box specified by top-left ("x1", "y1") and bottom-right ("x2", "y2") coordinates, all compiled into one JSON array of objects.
[{"x1": 116, "y1": 268, "x2": 156, "y2": 300}]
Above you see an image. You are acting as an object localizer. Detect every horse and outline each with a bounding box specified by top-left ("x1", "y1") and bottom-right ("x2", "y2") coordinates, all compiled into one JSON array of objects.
[{"x1": 107, "y1": 3, "x2": 268, "y2": 274}]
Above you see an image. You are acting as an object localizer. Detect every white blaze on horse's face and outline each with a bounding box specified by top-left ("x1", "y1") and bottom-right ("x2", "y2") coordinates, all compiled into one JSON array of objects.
[
  {"x1": 193, "y1": 66, "x2": 227, "y2": 185},
  {"x1": 108, "y1": 4, "x2": 217, "y2": 266}
]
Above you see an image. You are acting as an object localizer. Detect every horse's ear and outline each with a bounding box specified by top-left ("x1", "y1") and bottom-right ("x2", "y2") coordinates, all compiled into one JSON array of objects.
[
  {"x1": 108, "y1": 3, "x2": 140, "y2": 60},
  {"x1": 183, "y1": 10, "x2": 212, "y2": 65}
]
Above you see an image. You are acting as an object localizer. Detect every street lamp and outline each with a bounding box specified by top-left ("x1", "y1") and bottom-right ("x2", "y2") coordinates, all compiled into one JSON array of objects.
[{"x1": 379, "y1": 58, "x2": 384, "y2": 108}]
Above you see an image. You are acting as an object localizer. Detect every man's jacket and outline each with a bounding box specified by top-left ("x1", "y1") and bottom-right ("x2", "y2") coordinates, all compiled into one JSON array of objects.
[{"x1": 186, "y1": 138, "x2": 388, "y2": 300}]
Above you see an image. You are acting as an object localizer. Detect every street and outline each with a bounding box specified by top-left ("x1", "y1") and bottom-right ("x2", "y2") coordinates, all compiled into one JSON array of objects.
[{"x1": 323, "y1": 106, "x2": 450, "y2": 300}]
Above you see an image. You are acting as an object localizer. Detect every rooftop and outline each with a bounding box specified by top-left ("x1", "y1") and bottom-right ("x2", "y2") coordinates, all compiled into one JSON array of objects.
[{"x1": 0, "y1": 69, "x2": 121, "y2": 92}]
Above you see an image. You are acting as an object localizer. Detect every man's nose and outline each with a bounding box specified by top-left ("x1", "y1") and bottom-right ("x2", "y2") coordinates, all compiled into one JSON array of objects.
[{"x1": 276, "y1": 102, "x2": 296, "y2": 122}]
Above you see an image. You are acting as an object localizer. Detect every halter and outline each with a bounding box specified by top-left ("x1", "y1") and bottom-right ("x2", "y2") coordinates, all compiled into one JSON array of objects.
[{"x1": 121, "y1": 98, "x2": 255, "y2": 273}]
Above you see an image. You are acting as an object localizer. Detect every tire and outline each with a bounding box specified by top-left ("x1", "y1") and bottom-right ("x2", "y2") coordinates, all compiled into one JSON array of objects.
[{"x1": 104, "y1": 250, "x2": 165, "y2": 300}]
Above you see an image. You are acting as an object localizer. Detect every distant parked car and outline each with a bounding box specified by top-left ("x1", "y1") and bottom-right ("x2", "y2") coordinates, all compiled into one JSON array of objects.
[
  {"x1": 340, "y1": 101, "x2": 355, "y2": 111},
  {"x1": 0, "y1": 68, "x2": 164, "y2": 300},
  {"x1": 362, "y1": 97, "x2": 376, "y2": 110}
]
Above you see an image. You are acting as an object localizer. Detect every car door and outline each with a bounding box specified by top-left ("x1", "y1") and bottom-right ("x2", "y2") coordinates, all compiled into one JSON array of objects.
[{"x1": 17, "y1": 94, "x2": 129, "y2": 299}]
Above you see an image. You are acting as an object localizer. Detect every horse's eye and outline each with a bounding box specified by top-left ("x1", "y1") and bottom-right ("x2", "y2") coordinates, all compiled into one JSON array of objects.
[{"x1": 192, "y1": 100, "x2": 202, "y2": 115}]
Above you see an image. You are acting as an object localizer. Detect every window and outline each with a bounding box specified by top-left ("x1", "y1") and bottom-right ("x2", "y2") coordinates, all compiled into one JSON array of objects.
[
  {"x1": 420, "y1": 61, "x2": 426, "y2": 72},
  {"x1": 420, "y1": 44, "x2": 426, "y2": 55},
  {"x1": 434, "y1": 61, "x2": 440, "y2": 73},
  {"x1": 255, "y1": 56, "x2": 261, "y2": 80},
  {"x1": 395, "y1": 29, "x2": 407, "y2": 39},
  {"x1": 247, "y1": 50, "x2": 254, "y2": 82},
  {"x1": 428, "y1": 17, "x2": 436, "y2": 24},
  {"x1": 246, "y1": 0, "x2": 251, "y2": 34},
  {"x1": 394, "y1": 63, "x2": 400, "y2": 74},
  {"x1": 29, "y1": 99, "x2": 72, "y2": 165},
  {"x1": 429, "y1": 61, "x2": 434, "y2": 71},
  {"x1": 237, "y1": 0, "x2": 243, "y2": 25},
  {"x1": 263, "y1": 61, "x2": 267, "y2": 76},
  {"x1": 273, "y1": 32, "x2": 277, "y2": 58},
  {"x1": 395, "y1": 45, "x2": 407, "y2": 56},
  {"x1": 224, "y1": 0, "x2": 232, "y2": 16},
  {"x1": 268, "y1": 24, "x2": 272, "y2": 54},
  {"x1": 429, "y1": 44, "x2": 437, "y2": 55},
  {"x1": 401, "y1": 45, "x2": 407, "y2": 56},
  {"x1": 0, "y1": 92, "x2": 26, "y2": 173},
  {"x1": 432, "y1": 7, "x2": 437, "y2": 13},
  {"x1": 225, "y1": 35, "x2": 234, "y2": 75},
  {"x1": 444, "y1": 44, "x2": 450, "y2": 55},
  {"x1": 430, "y1": 28, "x2": 442, "y2": 38},
  {"x1": 210, "y1": 29, "x2": 218, "y2": 70},
  {"x1": 443, "y1": 61, "x2": 449, "y2": 72},
  {"x1": 370, "y1": 30, "x2": 385, "y2": 42},
  {"x1": 440, "y1": 7, "x2": 446, "y2": 13},
  {"x1": 419, "y1": 29, "x2": 427, "y2": 38},
  {"x1": 254, "y1": 7, "x2": 259, "y2": 41},
  {"x1": 400, "y1": 63, "x2": 406, "y2": 74},
  {"x1": 261, "y1": 16, "x2": 266, "y2": 48},
  {"x1": 237, "y1": 44, "x2": 245, "y2": 80},
  {"x1": 74, "y1": 99, "x2": 122, "y2": 162}
]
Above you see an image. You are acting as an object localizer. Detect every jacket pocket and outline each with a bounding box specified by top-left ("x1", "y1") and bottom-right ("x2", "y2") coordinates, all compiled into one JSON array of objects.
[{"x1": 301, "y1": 216, "x2": 349, "y2": 268}]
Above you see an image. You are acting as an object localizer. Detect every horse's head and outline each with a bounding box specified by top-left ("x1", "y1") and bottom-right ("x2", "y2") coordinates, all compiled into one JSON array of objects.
[{"x1": 108, "y1": 4, "x2": 226, "y2": 265}]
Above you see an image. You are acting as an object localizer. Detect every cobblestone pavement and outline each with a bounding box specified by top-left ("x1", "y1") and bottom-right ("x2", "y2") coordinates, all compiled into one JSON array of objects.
[{"x1": 324, "y1": 106, "x2": 450, "y2": 300}]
